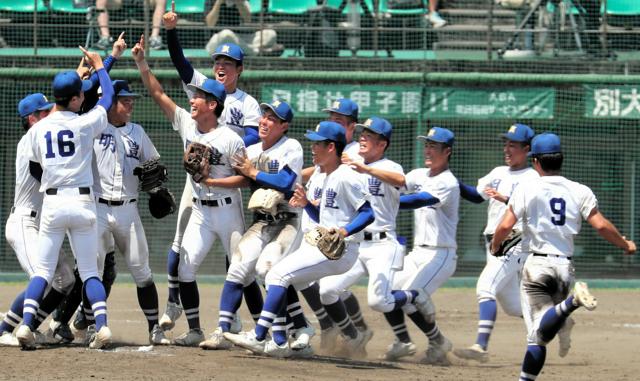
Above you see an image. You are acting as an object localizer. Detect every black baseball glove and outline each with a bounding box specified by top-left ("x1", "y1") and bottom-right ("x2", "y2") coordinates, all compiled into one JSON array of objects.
[
  {"x1": 148, "y1": 187, "x2": 177, "y2": 219},
  {"x1": 493, "y1": 230, "x2": 522, "y2": 257},
  {"x1": 133, "y1": 158, "x2": 169, "y2": 192}
]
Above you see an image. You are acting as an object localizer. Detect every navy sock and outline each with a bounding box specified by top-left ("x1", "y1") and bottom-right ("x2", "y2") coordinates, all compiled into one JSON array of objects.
[
  {"x1": 81, "y1": 291, "x2": 94, "y2": 327},
  {"x1": 166, "y1": 249, "x2": 181, "y2": 304},
  {"x1": 219, "y1": 280, "x2": 244, "y2": 332},
  {"x1": 391, "y1": 290, "x2": 418, "y2": 311},
  {"x1": 408, "y1": 311, "x2": 441, "y2": 343},
  {"x1": 343, "y1": 293, "x2": 368, "y2": 330},
  {"x1": 324, "y1": 300, "x2": 358, "y2": 339},
  {"x1": 137, "y1": 283, "x2": 160, "y2": 332},
  {"x1": 84, "y1": 277, "x2": 108, "y2": 330},
  {"x1": 476, "y1": 300, "x2": 497, "y2": 350},
  {"x1": 300, "y1": 283, "x2": 333, "y2": 330},
  {"x1": 52, "y1": 272, "x2": 82, "y2": 324},
  {"x1": 538, "y1": 297, "x2": 578, "y2": 343},
  {"x1": 255, "y1": 285, "x2": 287, "y2": 341},
  {"x1": 519, "y1": 345, "x2": 546, "y2": 381},
  {"x1": 22, "y1": 276, "x2": 48, "y2": 329},
  {"x1": 384, "y1": 309, "x2": 411, "y2": 343},
  {"x1": 34, "y1": 288, "x2": 66, "y2": 329},
  {"x1": 179, "y1": 281, "x2": 200, "y2": 329},
  {"x1": 243, "y1": 280, "x2": 264, "y2": 323},
  {"x1": 286, "y1": 286, "x2": 307, "y2": 330},
  {"x1": 102, "y1": 251, "x2": 117, "y2": 297},
  {"x1": 0, "y1": 290, "x2": 25, "y2": 334}
]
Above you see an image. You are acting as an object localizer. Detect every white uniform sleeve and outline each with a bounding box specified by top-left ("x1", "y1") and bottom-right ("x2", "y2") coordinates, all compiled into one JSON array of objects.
[
  {"x1": 423, "y1": 177, "x2": 455, "y2": 208},
  {"x1": 182, "y1": 69, "x2": 208, "y2": 99},
  {"x1": 579, "y1": 185, "x2": 598, "y2": 220},
  {"x1": 82, "y1": 105, "x2": 109, "y2": 138},
  {"x1": 281, "y1": 141, "x2": 304, "y2": 175},
  {"x1": 243, "y1": 95, "x2": 261, "y2": 128},
  {"x1": 228, "y1": 135, "x2": 246, "y2": 159},
  {"x1": 139, "y1": 127, "x2": 160, "y2": 162},
  {"x1": 476, "y1": 170, "x2": 494, "y2": 201},
  {"x1": 508, "y1": 182, "x2": 527, "y2": 220},
  {"x1": 172, "y1": 106, "x2": 191, "y2": 139},
  {"x1": 403, "y1": 169, "x2": 421, "y2": 193},
  {"x1": 341, "y1": 168, "x2": 368, "y2": 211},
  {"x1": 26, "y1": 127, "x2": 40, "y2": 163}
]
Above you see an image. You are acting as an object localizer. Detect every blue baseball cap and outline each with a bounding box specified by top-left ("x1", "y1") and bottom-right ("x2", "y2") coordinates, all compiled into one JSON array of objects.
[
  {"x1": 212, "y1": 43, "x2": 244, "y2": 63},
  {"x1": 186, "y1": 79, "x2": 227, "y2": 103},
  {"x1": 322, "y1": 98, "x2": 359, "y2": 120},
  {"x1": 417, "y1": 127, "x2": 455, "y2": 146},
  {"x1": 112, "y1": 80, "x2": 140, "y2": 97},
  {"x1": 18, "y1": 93, "x2": 54, "y2": 118},
  {"x1": 260, "y1": 99, "x2": 294, "y2": 123},
  {"x1": 529, "y1": 133, "x2": 562, "y2": 156},
  {"x1": 305, "y1": 121, "x2": 346, "y2": 145},
  {"x1": 356, "y1": 116, "x2": 393, "y2": 140},
  {"x1": 52, "y1": 70, "x2": 92, "y2": 99},
  {"x1": 501, "y1": 123, "x2": 534, "y2": 143}
]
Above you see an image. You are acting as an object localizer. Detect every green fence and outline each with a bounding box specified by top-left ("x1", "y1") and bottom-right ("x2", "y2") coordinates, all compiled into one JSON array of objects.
[{"x1": 0, "y1": 68, "x2": 638, "y2": 279}]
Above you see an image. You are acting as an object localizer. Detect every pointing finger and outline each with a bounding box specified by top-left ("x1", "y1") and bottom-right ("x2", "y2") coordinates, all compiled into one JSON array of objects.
[{"x1": 171, "y1": 0, "x2": 175, "y2": 13}]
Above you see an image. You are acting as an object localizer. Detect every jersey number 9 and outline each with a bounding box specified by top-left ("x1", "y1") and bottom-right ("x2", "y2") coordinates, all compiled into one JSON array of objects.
[
  {"x1": 45, "y1": 130, "x2": 76, "y2": 159},
  {"x1": 549, "y1": 197, "x2": 566, "y2": 226}
]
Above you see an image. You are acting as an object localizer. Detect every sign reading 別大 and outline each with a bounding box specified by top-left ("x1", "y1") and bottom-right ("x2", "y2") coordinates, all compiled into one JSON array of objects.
[{"x1": 585, "y1": 85, "x2": 640, "y2": 118}]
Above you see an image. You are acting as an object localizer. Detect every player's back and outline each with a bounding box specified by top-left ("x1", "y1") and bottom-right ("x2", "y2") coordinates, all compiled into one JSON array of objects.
[
  {"x1": 514, "y1": 175, "x2": 597, "y2": 257},
  {"x1": 30, "y1": 108, "x2": 107, "y2": 191},
  {"x1": 13, "y1": 134, "x2": 43, "y2": 210}
]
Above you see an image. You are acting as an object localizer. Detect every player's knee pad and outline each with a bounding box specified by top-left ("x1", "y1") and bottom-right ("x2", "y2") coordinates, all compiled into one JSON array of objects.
[
  {"x1": 255, "y1": 242, "x2": 284, "y2": 280},
  {"x1": 318, "y1": 283, "x2": 342, "y2": 305}
]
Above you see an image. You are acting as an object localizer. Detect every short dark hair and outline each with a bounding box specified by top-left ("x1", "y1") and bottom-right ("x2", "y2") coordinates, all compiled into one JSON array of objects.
[
  {"x1": 21, "y1": 116, "x2": 30, "y2": 131},
  {"x1": 320, "y1": 140, "x2": 345, "y2": 157},
  {"x1": 55, "y1": 95, "x2": 76, "y2": 109},
  {"x1": 206, "y1": 95, "x2": 224, "y2": 117},
  {"x1": 534, "y1": 152, "x2": 563, "y2": 172}
]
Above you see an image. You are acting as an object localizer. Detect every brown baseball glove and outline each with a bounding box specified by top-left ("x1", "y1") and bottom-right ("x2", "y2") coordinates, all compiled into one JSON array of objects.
[
  {"x1": 183, "y1": 142, "x2": 210, "y2": 183},
  {"x1": 493, "y1": 230, "x2": 522, "y2": 257},
  {"x1": 304, "y1": 226, "x2": 346, "y2": 260}
]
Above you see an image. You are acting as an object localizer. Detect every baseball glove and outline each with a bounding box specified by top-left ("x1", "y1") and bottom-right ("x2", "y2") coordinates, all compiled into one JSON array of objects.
[
  {"x1": 248, "y1": 188, "x2": 285, "y2": 216},
  {"x1": 133, "y1": 158, "x2": 169, "y2": 192},
  {"x1": 148, "y1": 186, "x2": 177, "y2": 219},
  {"x1": 183, "y1": 142, "x2": 211, "y2": 183},
  {"x1": 493, "y1": 230, "x2": 522, "y2": 257},
  {"x1": 304, "y1": 226, "x2": 346, "y2": 260}
]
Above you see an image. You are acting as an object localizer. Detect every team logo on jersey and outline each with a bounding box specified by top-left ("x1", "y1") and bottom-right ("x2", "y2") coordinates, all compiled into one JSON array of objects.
[
  {"x1": 123, "y1": 135, "x2": 140, "y2": 159},
  {"x1": 229, "y1": 107, "x2": 244, "y2": 127},
  {"x1": 324, "y1": 188, "x2": 339, "y2": 209},
  {"x1": 313, "y1": 187, "x2": 322, "y2": 200},
  {"x1": 490, "y1": 179, "x2": 502, "y2": 191},
  {"x1": 209, "y1": 147, "x2": 224, "y2": 166},
  {"x1": 368, "y1": 177, "x2": 384, "y2": 197},
  {"x1": 267, "y1": 160, "x2": 279, "y2": 174},
  {"x1": 99, "y1": 134, "x2": 116, "y2": 152}
]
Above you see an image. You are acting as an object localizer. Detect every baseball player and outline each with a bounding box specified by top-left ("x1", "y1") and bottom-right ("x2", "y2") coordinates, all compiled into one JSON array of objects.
[
  {"x1": 453, "y1": 124, "x2": 540, "y2": 362},
  {"x1": 0, "y1": 93, "x2": 75, "y2": 347},
  {"x1": 134, "y1": 36, "x2": 246, "y2": 346},
  {"x1": 378, "y1": 127, "x2": 459, "y2": 364},
  {"x1": 224, "y1": 121, "x2": 375, "y2": 357},
  {"x1": 318, "y1": 117, "x2": 433, "y2": 358},
  {"x1": 160, "y1": 2, "x2": 263, "y2": 330},
  {"x1": 15, "y1": 48, "x2": 115, "y2": 350},
  {"x1": 490, "y1": 133, "x2": 635, "y2": 381},
  {"x1": 199, "y1": 99, "x2": 304, "y2": 352},
  {"x1": 91, "y1": 79, "x2": 170, "y2": 345}
]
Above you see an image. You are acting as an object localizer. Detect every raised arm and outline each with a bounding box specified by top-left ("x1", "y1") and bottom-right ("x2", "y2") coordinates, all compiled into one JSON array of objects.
[
  {"x1": 164, "y1": 1, "x2": 194, "y2": 84},
  {"x1": 132, "y1": 34, "x2": 177, "y2": 122},
  {"x1": 79, "y1": 46, "x2": 113, "y2": 111},
  {"x1": 587, "y1": 208, "x2": 636, "y2": 255},
  {"x1": 342, "y1": 154, "x2": 405, "y2": 187}
]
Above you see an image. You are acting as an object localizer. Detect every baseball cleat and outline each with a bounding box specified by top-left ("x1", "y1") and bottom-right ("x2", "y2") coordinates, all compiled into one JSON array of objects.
[
  {"x1": 264, "y1": 338, "x2": 292, "y2": 358},
  {"x1": 199, "y1": 327, "x2": 232, "y2": 350},
  {"x1": 379, "y1": 339, "x2": 417, "y2": 361},
  {"x1": 558, "y1": 317, "x2": 575, "y2": 358},
  {"x1": 84, "y1": 325, "x2": 96, "y2": 346},
  {"x1": 0, "y1": 331, "x2": 19, "y2": 347},
  {"x1": 150, "y1": 324, "x2": 171, "y2": 345},
  {"x1": 174, "y1": 328, "x2": 205, "y2": 347},
  {"x1": 223, "y1": 330, "x2": 266, "y2": 355},
  {"x1": 573, "y1": 282, "x2": 597, "y2": 311},
  {"x1": 229, "y1": 314, "x2": 243, "y2": 334},
  {"x1": 290, "y1": 324, "x2": 316, "y2": 350},
  {"x1": 16, "y1": 325, "x2": 36, "y2": 350},
  {"x1": 342, "y1": 330, "x2": 368, "y2": 359},
  {"x1": 413, "y1": 289, "x2": 436, "y2": 317},
  {"x1": 422, "y1": 335, "x2": 453, "y2": 365},
  {"x1": 72, "y1": 310, "x2": 89, "y2": 332},
  {"x1": 319, "y1": 326, "x2": 340, "y2": 353},
  {"x1": 49, "y1": 320, "x2": 74, "y2": 344},
  {"x1": 159, "y1": 302, "x2": 183, "y2": 331},
  {"x1": 290, "y1": 344, "x2": 314, "y2": 358},
  {"x1": 453, "y1": 344, "x2": 489, "y2": 363},
  {"x1": 89, "y1": 326, "x2": 113, "y2": 349}
]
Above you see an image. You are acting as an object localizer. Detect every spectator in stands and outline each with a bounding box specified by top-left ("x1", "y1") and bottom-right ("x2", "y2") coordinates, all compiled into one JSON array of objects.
[
  {"x1": 574, "y1": 0, "x2": 613, "y2": 58},
  {"x1": 94, "y1": 0, "x2": 166, "y2": 50},
  {"x1": 204, "y1": 0, "x2": 284, "y2": 56},
  {"x1": 426, "y1": 0, "x2": 447, "y2": 28}
]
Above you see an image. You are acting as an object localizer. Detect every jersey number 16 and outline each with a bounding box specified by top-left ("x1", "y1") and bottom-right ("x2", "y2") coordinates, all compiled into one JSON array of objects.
[{"x1": 44, "y1": 130, "x2": 75, "y2": 158}]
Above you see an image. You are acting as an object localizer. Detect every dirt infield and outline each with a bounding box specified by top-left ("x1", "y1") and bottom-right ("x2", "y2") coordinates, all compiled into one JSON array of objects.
[{"x1": 1, "y1": 283, "x2": 639, "y2": 381}]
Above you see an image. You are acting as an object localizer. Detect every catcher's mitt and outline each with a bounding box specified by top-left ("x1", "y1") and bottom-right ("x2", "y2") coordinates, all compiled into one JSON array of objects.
[
  {"x1": 183, "y1": 142, "x2": 211, "y2": 183},
  {"x1": 304, "y1": 226, "x2": 346, "y2": 260},
  {"x1": 148, "y1": 187, "x2": 177, "y2": 219},
  {"x1": 133, "y1": 158, "x2": 168, "y2": 192},
  {"x1": 248, "y1": 188, "x2": 285, "y2": 216},
  {"x1": 493, "y1": 230, "x2": 522, "y2": 257}
]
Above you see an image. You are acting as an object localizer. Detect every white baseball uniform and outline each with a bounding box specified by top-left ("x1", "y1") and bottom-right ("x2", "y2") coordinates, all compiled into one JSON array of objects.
[
  {"x1": 92, "y1": 121, "x2": 159, "y2": 286},
  {"x1": 226, "y1": 135, "x2": 304, "y2": 286},
  {"x1": 27, "y1": 106, "x2": 108, "y2": 283},
  {"x1": 343, "y1": 141, "x2": 361, "y2": 160},
  {"x1": 319, "y1": 158, "x2": 407, "y2": 313},
  {"x1": 392, "y1": 167, "x2": 460, "y2": 303},
  {"x1": 5, "y1": 133, "x2": 74, "y2": 293},
  {"x1": 265, "y1": 164, "x2": 368, "y2": 291},
  {"x1": 475, "y1": 166, "x2": 539, "y2": 316},
  {"x1": 509, "y1": 176, "x2": 597, "y2": 344},
  {"x1": 172, "y1": 106, "x2": 246, "y2": 282}
]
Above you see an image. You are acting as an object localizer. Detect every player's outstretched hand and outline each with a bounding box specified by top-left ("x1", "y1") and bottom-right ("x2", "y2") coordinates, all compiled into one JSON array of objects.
[
  {"x1": 484, "y1": 187, "x2": 508, "y2": 204},
  {"x1": 79, "y1": 46, "x2": 104, "y2": 70},
  {"x1": 132, "y1": 34, "x2": 145, "y2": 63},
  {"x1": 289, "y1": 184, "x2": 309, "y2": 208},
  {"x1": 342, "y1": 153, "x2": 369, "y2": 174},
  {"x1": 231, "y1": 151, "x2": 256, "y2": 178},
  {"x1": 623, "y1": 237, "x2": 636, "y2": 255},
  {"x1": 111, "y1": 31, "x2": 127, "y2": 59},
  {"x1": 163, "y1": 0, "x2": 178, "y2": 30},
  {"x1": 76, "y1": 57, "x2": 91, "y2": 80}
]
